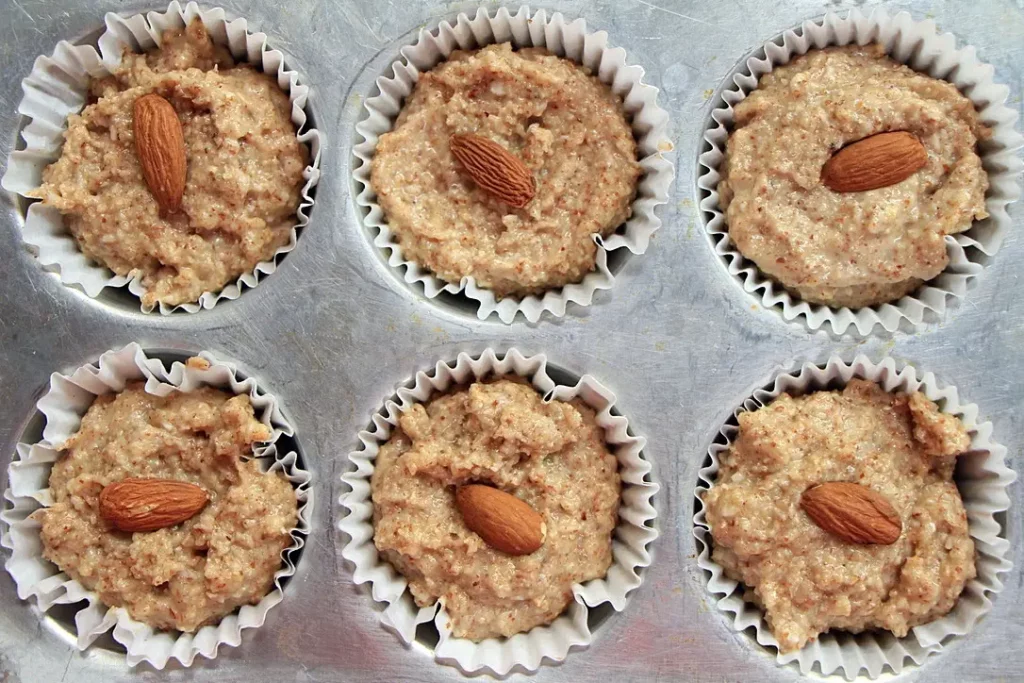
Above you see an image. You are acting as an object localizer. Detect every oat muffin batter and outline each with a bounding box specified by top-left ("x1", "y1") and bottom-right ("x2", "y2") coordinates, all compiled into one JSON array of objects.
[
  {"x1": 719, "y1": 45, "x2": 990, "y2": 307},
  {"x1": 371, "y1": 43, "x2": 640, "y2": 297},
  {"x1": 35, "y1": 384, "x2": 298, "y2": 632},
  {"x1": 703, "y1": 379, "x2": 975, "y2": 652},
  {"x1": 371, "y1": 380, "x2": 621, "y2": 640},
  {"x1": 32, "y1": 20, "x2": 308, "y2": 307}
]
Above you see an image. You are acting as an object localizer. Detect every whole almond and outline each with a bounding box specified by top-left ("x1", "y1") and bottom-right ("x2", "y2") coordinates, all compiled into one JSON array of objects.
[
  {"x1": 800, "y1": 481, "x2": 902, "y2": 545},
  {"x1": 821, "y1": 131, "x2": 927, "y2": 193},
  {"x1": 455, "y1": 484, "x2": 545, "y2": 556},
  {"x1": 449, "y1": 133, "x2": 535, "y2": 208},
  {"x1": 99, "y1": 478, "x2": 208, "y2": 533},
  {"x1": 133, "y1": 93, "x2": 187, "y2": 214}
]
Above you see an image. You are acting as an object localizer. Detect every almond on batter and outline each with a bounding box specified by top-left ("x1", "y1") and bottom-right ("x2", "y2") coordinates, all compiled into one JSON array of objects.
[
  {"x1": 32, "y1": 20, "x2": 308, "y2": 307},
  {"x1": 720, "y1": 45, "x2": 989, "y2": 308},
  {"x1": 703, "y1": 379, "x2": 974, "y2": 652},
  {"x1": 371, "y1": 380, "x2": 620, "y2": 640},
  {"x1": 371, "y1": 44, "x2": 640, "y2": 298},
  {"x1": 35, "y1": 384, "x2": 297, "y2": 632}
]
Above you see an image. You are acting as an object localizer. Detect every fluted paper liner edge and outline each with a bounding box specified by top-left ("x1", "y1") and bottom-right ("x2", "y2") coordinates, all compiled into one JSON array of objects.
[
  {"x1": 0, "y1": 0, "x2": 322, "y2": 314},
  {"x1": 0, "y1": 343, "x2": 313, "y2": 668},
  {"x1": 339, "y1": 348, "x2": 659, "y2": 674},
  {"x1": 693, "y1": 355, "x2": 1015, "y2": 680},
  {"x1": 697, "y1": 8, "x2": 1023, "y2": 336}
]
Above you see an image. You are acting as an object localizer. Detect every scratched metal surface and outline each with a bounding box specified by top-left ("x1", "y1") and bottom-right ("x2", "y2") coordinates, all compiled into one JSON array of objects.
[{"x1": 0, "y1": 0, "x2": 1022, "y2": 681}]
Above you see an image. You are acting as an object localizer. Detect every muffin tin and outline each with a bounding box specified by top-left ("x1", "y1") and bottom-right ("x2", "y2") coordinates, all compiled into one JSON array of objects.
[{"x1": 0, "y1": 1, "x2": 1020, "y2": 682}]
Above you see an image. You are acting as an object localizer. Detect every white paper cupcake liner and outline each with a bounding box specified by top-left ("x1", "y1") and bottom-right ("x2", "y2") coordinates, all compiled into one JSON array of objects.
[
  {"x1": 698, "y1": 8, "x2": 1024, "y2": 336},
  {"x1": 693, "y1": 355, "x2": 1015, "y2": 680},
  {"x1": 0, "y1": 343, "x2": 313, "y2": 669},
  {"x1": 0, "y1": 1, "x2": 322, "y2": 314},
  {"x1": 353, "y1": 6, "x2": 673, "y2": 324},
  {"x1": 339, "y1": 348, "x2": 658, "y2": 674}
]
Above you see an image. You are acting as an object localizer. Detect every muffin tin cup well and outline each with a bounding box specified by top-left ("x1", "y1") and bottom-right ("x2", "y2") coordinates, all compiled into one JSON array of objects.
[
  {"x1": 0, "y1": 0, "x2": 322, "y2": 314},
  {"x1": 338, "y1": 348, "x2": 658, "y2": 675},
  {"x1": 353, "y1": 5, "x2": 674, "y2": 324},
  {"x1": 697, "y1": 7, "x2": 1024, "y2": 336},
  {"x1": 0, "y1": 343, "x2": 312, "y2": 669},
  {"x1": 692, "y1": 355, "x2": 1015, "y2": 680}
]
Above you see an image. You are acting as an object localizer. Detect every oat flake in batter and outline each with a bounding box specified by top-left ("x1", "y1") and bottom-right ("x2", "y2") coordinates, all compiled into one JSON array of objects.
[
  {"x1": 32, "y1": 20, "x2": 308, "y2": 307},
  {"x1": 35, "y1": 384, "x2": 298, "y2": 632},
  {"x1": 719, "y1": 45, "x2": 990, "y2": 308},
  {"x1": 371, "y1": 380, "x2": 621, "y2": 640},
  {"x1": 371, "y1": 43, "x2": 640, "y2": 298},
  {"x1": 703, "y1": 379, "x2": 975, "y2": 652}
]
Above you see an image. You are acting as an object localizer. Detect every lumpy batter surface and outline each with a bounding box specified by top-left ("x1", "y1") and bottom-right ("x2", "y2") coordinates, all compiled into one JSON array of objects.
[
  {"x1": 720, "y1": 45, "x2": 989, "y2": 308},
  {"x1": 33, "y1": 21, "x2": 308, "y2": 307},
  {"x1": 371, "y1": 380, "x2": 621, "y2": 640},
  {"x1": 703, "y1": 380, "x2": 974, "y2": 652},
  {"x1": 36, "y1": 384, "x2": 297, "y2": 632},
  {"x1": 371, "y1": 44, "x2": 640, "y2": 298}
]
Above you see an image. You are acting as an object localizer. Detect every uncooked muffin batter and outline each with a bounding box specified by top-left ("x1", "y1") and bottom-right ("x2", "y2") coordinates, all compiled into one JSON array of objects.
[
  {"x1": 720, "y1": 45, "x2": 989, "y2": 307},
  {"x1": 36, "y1": 384, "x2": 298, "y2": 632},
  {"x1": 32, "y1": 21, "x2": 308, "y2": 307},
  {"x1": 703, "y1": 380, "x2": 975, "y2": 652},
  {"x1": 371, "y1": 380, "x2": 621, "y2": 640},
  {"x1": 371, "y1": 43, "x2": 640, "y2": 298}
]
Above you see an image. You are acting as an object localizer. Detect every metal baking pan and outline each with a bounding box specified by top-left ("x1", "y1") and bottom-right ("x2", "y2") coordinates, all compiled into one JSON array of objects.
[{"x1": 0, "y1": 1, "x2": 1020, "y2": 681}]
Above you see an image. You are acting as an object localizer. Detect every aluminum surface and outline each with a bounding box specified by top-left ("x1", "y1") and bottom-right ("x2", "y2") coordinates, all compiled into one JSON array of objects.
[{"x1": 0, "y1": 1, "x2": 1021, "y2": 681}]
